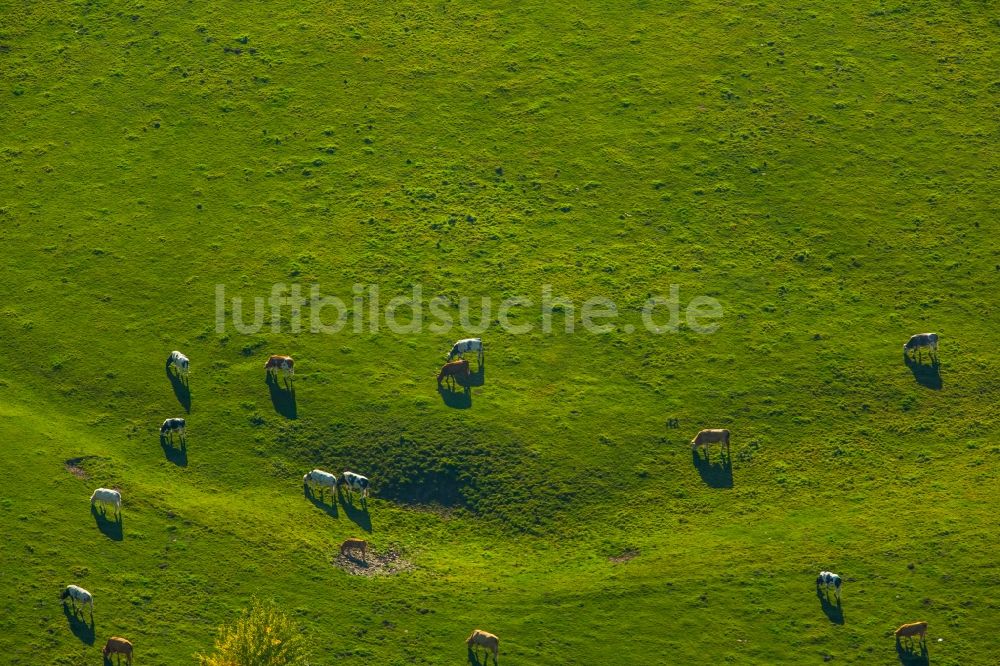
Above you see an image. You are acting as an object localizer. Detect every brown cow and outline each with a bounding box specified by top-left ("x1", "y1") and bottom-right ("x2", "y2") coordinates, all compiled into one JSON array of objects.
[
  {"x1": 691, "y1": 429, "x2": 730, "y2": 454},
  {"x1": 466, "y1": 629, "x2": 499, "y2": 663},
  {"x1": 340, "y1": 537, "x2": 367, "y2": 562},
  {"x1": 895, "y1": 621, "x2": 927, "y2": 644},
  {"x1": 437, "y1": 359, "x2": 470, "y2": 389},
  {"x1": 103, "y1": 636, "x2": 133, "y2": 665},
  {"x1": 265, "y1": 355, "x2": 294, "y2": 386}
]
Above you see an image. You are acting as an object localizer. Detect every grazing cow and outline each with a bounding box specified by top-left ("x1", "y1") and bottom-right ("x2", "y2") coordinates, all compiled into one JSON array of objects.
[
  {"x1": 339, "y1": 470, "x2": 370, "y2": 503},
  {"x1": 691, "y1": 429, "x2": 730, "y2": 455},
  {"x1": 340, "y1": 537, "x2": 368, "y2": 562},
  {"x1": 160, "y1": 417, "x2": 186, "y2": 443},
  {"x1": 466, "y1": 629, "x2": 499, "y2": 663},
  {"x1": 60, "y1": 584, "x2": 93, "y2": 614},
  {"x1": 90, "y1": 488, "x2": 122, "y2": 519},
  {"x1": 103, "y1": 636, "x2": 133, "y2": 665},
  {"x1": 437, "y1": 359, "x2": 470, "y2": 389},
  {"x1": 903, "y1": 333, "x2": 938, "y2": 361},
  {"x1": 303, "y1": 469, "x2": 338, "y2": 501},
  {"x1": 448, "y1": 338, "x2": 483, "y2": 366},
  {"x1": 816, "y1": 571, "x2": 842, "y2": 600},
  {"x1": 895, "y1": 621, "x2": 928, "y2": 644},
  {"x1": 166, "y1": 350, "x2": 190, "y2": 379},
  {"x1": 265, "y1": 355, "x2": 294, "y2": 386}
]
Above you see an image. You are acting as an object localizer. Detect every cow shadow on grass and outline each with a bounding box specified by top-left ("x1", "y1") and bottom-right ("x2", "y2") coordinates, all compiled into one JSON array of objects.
[
  {"x1": 266, "y1": 375, "x2": 297, "y2": 419},
  {"x1": 896, "y1": 640, "x2": 929, "y2": 666},
  {"x1": 692, "y1": 449, "x2": 733, "y2": 488},
  {"x1": 467, "y1": 648, "x2": 497, "y2": 666},
  {"x1": 438, "y1": 385, "x2": 472, "y2": 409},
  {"x1": 303, "y1": 484, "x2": 339, "y2": 519},
  {"x1": 816, "y1": 588, "x2": 844, "y2": 625},
  {"x1": 458, "y1": 359, "x2": 485, "y2": 389},
  {"x1": 62, "y1": 602, "x2": 95, "y2": 645},
  {"x1": 160, "y1": 435, "x2": 187, "y2": 467},
  {"x1": 165, "y1": 366, "x2": 191, "y2": 413},
  {"x1": 91, "y1": 505, "x2": 123, "y2": 541},
  {"x1": 338, "y1": 491, "x2": 372, "y2": 533},
  {"x1": 904, "y1": 355, "x2": 942, "y2": 390}
]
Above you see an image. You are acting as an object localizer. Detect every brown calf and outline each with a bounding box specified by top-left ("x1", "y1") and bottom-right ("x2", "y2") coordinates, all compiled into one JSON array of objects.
[
  {"x1": 437, "y1": 359, "x2": 470, "y2": 389},
  {"x1": 466, "y1": 629, "x2": 499, "y2": 662},
  {"x1": 340, "y1": 537, "x2": 368, "y2": 562},
  {"x1": 894, "y1": 621, "x2": 927, "y2": 643},
  {"x1": 103, "y1": 636, "x2": 133, "y2": 665}
]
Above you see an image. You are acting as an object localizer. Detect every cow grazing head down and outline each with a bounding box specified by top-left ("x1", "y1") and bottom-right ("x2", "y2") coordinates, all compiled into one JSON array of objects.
[
  {"x1": 339, "y1": 471, "x2": 370, "y2": 500},
  {"x1": 340, "y1": 538, "x2": 368, "y2": 561},
  {"x1": 168, "y1": 351, "x2": 190, "y2": 371},
  {"x1": 894, "y1": 621, "x2": 928, "y2": 642},
  {"x1": 160, "y1": 418, "x2": 185, "y2": 434},
  {"x1": 904, "y1": 333, "x2": 938, "y2": 351},
  {"x1": 265, "y1": 355, "x2": 294, "y2": 370},
  {"x1": 103, "y1": 636, "x2": 133, "y2": 662},
  {"x1": 466, "y1": 629, "x2": 500, "y2": 660}
]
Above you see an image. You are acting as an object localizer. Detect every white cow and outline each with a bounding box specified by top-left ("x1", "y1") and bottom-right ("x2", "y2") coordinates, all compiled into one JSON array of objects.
[
  {"x1": 447, "y1": 338, "x2": 483, "y2": 366},
  {"x1": 61, "y1": 584, "x2": 94, "y2": 614},
  {"x1": 339, "y1": 470, "x2": 370, "y2": 503},
  {"x1": 90, "y1": 488, "x2": 121, "y2": 518},
  {"x1": 303, "y1": 469, "x2": 337, "y2": 501},
  {"x1": 166, "y1": 350, "x2": 190, "y2": 379},
  {"x1": 691, "y1": 429, "x2": 730, "y2": 454}
]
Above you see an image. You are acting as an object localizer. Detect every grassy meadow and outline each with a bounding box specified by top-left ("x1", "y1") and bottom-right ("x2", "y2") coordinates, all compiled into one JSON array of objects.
[{"x1": 1, "y1": 0, "x2": 998, "y2": 664}]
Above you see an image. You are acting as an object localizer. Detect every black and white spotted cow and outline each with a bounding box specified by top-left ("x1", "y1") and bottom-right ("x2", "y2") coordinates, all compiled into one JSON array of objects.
[
  {"x1": 160, "y1": 417, "x2": 186, "y2": 443},
  {"x1": 303, "y1": 469, "x2": 338, "y2": 501},
  {"x1": 339, "y1": 470, "x2": 370, "y2": 503},
  {"x1": 816, "y1": 571, "x2": 842, "y2": 601}
]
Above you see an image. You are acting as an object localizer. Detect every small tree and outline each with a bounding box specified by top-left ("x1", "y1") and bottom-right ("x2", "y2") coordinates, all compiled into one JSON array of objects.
[{"x1": 198, "y1": 597, "x2": 310, "y2": 666}]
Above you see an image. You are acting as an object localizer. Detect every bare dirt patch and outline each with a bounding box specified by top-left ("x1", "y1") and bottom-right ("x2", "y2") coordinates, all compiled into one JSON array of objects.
[
  {"x1": 609, "y1": 548, "x2": 639, "y2": 563},
  {"x1": 333, "y1": 549, "x2": 412, "y2": 577},
  {"x1": 65, "y1": 457, "x2": 92, "y2": 479}
]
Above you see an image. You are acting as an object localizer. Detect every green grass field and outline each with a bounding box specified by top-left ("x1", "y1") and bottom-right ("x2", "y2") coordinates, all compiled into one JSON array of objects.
[{"x1": 1, "y1": 1, "x2": 998, "y2": 664}]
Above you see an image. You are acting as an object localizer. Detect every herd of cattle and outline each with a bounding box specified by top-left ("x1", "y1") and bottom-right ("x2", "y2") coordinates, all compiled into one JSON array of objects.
[{"x1": 63, "y1": 333, "x2": 941, "y2": 662}]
